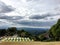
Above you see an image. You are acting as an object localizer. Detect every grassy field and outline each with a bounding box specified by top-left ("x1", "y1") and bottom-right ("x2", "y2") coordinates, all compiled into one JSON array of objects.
[
  {"x1": 0, "y1": 37, "x2": 60, "y2": 45},
  {"x1": 0, "y1": 42, "x2": 60, "y2": 45}
]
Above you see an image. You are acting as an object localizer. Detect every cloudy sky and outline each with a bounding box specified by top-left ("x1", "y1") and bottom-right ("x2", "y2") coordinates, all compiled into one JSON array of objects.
[{"x1": 0, "y1": 0, "x2": 60, "y2": 29}]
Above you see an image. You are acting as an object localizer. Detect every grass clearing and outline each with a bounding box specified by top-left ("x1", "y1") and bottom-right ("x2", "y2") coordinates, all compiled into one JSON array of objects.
[{"x1": 0, "y1": 42, "x2": 60, "y2": 45}]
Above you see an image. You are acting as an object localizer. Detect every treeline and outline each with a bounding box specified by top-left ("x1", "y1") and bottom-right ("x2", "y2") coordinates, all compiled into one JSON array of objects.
[
  {"x1": 0, "y1": 19, "x2": 60, "y2": 41},
  {"x1": 0, "y1": 27, "x2": 47, "y2": 41},
  {"x1": 0, "y1": 27, "x2": 31, "y2": 37}
]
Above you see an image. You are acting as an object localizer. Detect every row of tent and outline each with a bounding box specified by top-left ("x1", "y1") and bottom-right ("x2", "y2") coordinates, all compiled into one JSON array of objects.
[{"x1": 1, "y1": 37, "x2": 34, "y2": 42}]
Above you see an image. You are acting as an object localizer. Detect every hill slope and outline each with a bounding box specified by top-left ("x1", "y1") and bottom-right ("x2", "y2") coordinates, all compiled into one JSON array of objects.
[{"x1": 49, "y1": 19, "x2": 60, "y2": 41}]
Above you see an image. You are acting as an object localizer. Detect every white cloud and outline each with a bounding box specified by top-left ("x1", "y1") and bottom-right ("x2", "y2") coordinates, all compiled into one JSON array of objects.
[{"x1": 0, "y1": 0, "x2": 60, "y2": 28}]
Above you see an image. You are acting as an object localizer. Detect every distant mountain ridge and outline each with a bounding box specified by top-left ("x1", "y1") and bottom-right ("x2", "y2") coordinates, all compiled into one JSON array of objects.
[
  {"x1": 0, "y1": 27, "x2": 49, "y2": 35},
  {"x1": 17, "y1": 27, "x2": 49, "y2": 35}
]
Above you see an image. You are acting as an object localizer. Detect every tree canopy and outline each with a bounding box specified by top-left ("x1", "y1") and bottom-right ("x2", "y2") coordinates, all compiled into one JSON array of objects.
[{"x1": 49, "y1": 19, "x2": 60, "y2": 41}]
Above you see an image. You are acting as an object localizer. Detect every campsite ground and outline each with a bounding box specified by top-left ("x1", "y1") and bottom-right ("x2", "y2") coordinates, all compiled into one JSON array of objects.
[{"x1": 0, "y1": 42, "x2": 60, "y2": 45}]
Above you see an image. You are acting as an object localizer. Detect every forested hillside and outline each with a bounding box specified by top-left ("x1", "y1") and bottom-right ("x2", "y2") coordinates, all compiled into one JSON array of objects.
[{"x1": 49, "y1": 19, "x2": 60, "y2": 41}]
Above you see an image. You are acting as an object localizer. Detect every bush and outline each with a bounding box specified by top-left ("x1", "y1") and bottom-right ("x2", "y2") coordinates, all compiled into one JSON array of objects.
[{"x1": 38, "y1": 34, "x2": 47, "y2": 41}]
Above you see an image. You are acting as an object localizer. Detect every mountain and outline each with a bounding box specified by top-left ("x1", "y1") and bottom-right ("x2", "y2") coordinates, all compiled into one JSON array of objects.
[{"x1": 17, "y1": 27, "x2": 49, "y2": 35}]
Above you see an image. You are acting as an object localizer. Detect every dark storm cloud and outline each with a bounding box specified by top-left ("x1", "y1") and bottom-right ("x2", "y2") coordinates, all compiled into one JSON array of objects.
[
  {"x1": 14, "y1": 20, "x2": 56, "y2": 27},
  {"x1": 29, "y1": 14, "x2": 50, "y2": 19},
  {"x1": 0, "y1": 6, "x2": 14, "y2": 13},
  {"x1": 0, "y1": 1, "x2": 14, "y2": 13},
  {"x1": 29, "y1": 15, "x2": 45, "y2": 19},
  {"x1": 29, "y1": 13, "x2": 60, "y2": 19},
  {"x1": 29, "y1": 14, "x2": 49, "y2": 19},
  {"x1": 0, "y1": 16, "x2": 23, "y2": 20}
]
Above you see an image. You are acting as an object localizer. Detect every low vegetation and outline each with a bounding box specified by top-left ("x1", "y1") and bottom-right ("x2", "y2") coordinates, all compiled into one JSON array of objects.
[
  {"x1": 0, "y1": 19, "x2": 60, "y2": 41},
  {"x1": 0, "y1": 27, "x2": 47, "y2": 41}
]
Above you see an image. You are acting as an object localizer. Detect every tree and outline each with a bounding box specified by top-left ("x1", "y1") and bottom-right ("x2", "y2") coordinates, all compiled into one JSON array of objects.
[
  {"x1": 6, "y1": 27, "x2": 17, "y2": 36},
  {"x1": 38, "y1": 34, "x2": 48, "y2": 41},
  {"x1": 17, "y1": 29, "x2": 31, "y2": 37},
  {"x1": 0, "y1": 29, "x2": 6, "y2": 36}
]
